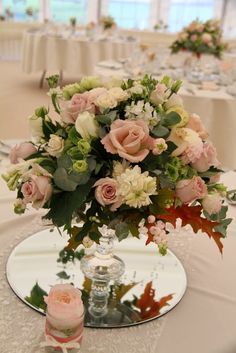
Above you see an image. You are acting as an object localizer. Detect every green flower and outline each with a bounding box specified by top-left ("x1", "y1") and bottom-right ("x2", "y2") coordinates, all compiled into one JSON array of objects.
[
  {"x1": 79, "y1": 76, "x2": 101, "y2": 91},
  {"x1": 166, "y1": 163, "x2": 179, "y2": 182},
  {"x1": 171, "y1": 80, "x2": 182, "y2": 93},
  {"x1": 77, "y1": 139, "x2": 91, "y2": 155},
  {"x1": 62, "y1": 83, "x2": 81, "y2": 100},
  {"x1": 46, "y1": 75, "x2": 59, "y2": 88},
  {"x1": 35, "y1": 106, "x2": 48, "y2": 118},
  {"x1": 73, "y1": 160, "x2": 88, "y2": 173}
]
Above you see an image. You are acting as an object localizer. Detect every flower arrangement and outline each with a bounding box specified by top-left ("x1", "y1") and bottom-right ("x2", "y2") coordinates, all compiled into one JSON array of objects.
[
  {"x1": 154, "y1": 20, "x2": 168, "y2": 31},
  {"x1": 69, "y1": 17, "x2": 77, "y2": 27},
  {"x1": 100, "y1": 15, "x2": 116, "y2": 30},
  {"x1": 2, "y1": 74, "x2": 231, "y2": 256},
  {"x1": 170, "y1": 19, "x2": 227, "y2": 58},
  {"x1": 25, "y1": 7, "x2": 34, "y2": 17}
]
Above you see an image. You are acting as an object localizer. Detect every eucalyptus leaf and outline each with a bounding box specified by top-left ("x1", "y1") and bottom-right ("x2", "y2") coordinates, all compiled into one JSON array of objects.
[
  {"x1": 152, "y1": 124, "x2": 170, "y2": 138},
  {"x1": 57, "y1": 154, "x2": 73, "y2": 169},
  {"x1": 162, "y1": 112, "x2": 181, "y2": 127},
  {"x1": 54, "y1": 167, "x2": 78, "y2": 191},
  {"x1": 115, "y1": 222, "x2": 129, "y2": 241},
  {"x1": 69, "y1": 170, "x2": 90, "y2": 185}
]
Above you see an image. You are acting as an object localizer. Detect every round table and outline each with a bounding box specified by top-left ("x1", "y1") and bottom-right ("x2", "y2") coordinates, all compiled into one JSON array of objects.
[{"x1": 22, "y1": 30, "x2": 136, "y2": 86}]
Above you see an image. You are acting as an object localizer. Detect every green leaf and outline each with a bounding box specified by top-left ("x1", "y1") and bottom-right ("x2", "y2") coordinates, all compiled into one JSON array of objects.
[
  {"x1": 56, "y1": 271, "x2": 70, "y2": 279},
  {"x1": 115, "y1": 222, "x2": 129, "y2": 241},
  {"x1": 162, "y1": 112, "x2": 181, "y2": 127},
  {"x1": 128, "y1": 223, "x2": 140, "y2": 238},
  {"x1": 44, "y1": 179, "x2": 94, "y2": 227},
  {"x1": 68, "y1": 126, "x2": 80, "y2": 145},
  {"x1": 25, "y1": 282, "x2": 47, "y2": 311},
  {"x1": 68, "y1": 170, "x2": 90, "y2": 185},
  {"x1": 54, "y1": 167, "x2": 78, "y2": 191},
  {"x1": 152, "y1": 124, "x2": 170, "y2": 138},
  {"x1": 57, "y1": 154, "x2": 73, "y2": 169}
]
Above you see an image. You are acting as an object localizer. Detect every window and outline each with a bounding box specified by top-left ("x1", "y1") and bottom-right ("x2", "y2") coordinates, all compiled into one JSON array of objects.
[
  {"x1": 50, "y1": 0, "x2": 87, "y2": 24},
  {"x1": 168, "y1": 0, "x2": 214, "y2": 32},
  {"x1": 108, "y1": 0, "x2": 151, "y2": 29},
  {"x1": 2, "y1": 0, "x2": 39, "y2": 21}
]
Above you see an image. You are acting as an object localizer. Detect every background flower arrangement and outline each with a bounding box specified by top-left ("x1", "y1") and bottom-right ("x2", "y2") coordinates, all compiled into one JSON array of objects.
[
  {"x1": 170, "y1": 19, "x2": 227, "y2": 58},
  {"x1": 100, "y1": 15, "x2": 116, "y2": 30},
  {"x1": 2, "y1": 74, "x2": 231, "y2": 256}
]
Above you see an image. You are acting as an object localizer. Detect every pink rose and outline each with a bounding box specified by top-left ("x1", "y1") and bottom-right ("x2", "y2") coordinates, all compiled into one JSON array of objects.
[
  {"x1": 202, "y1": 193, "x2": 222, "y2": 215},
  {"x1": 191, "y1": 142, "x2": 220, "y2": 172},
  {"x1": 176, "y1": 176, "x2": 207, "y2": 203},
  {"x1": 44, "y1": 284, "x2": 84, "y2": 331},
  {"x1": 102, "y1": 119, "x2": 153, "y2": 163},
  {"x1": 10, "y1": 142, "x2": 37, "y2": 164},
  {"x1": 94, "y1": 177, "x2": 121, "y2": 210},
  {"x1": 21, "y1": 175, "x2": 52, "y2": 209},
  {"x1": 61, "y1": 92, "x2": 96, "y2": 124},
  {"x1": 186, "y1": 113, "x2": 208, "y2": 140},
  {"x1": 202, "y1": 33, "x2": 212, "y2": 44},
  {"x1": 191, "y1": 34, "x2": 197, "y2": 41},
  {"x1": 87, "y1": 87, "x2": 107, "y2": 101}
]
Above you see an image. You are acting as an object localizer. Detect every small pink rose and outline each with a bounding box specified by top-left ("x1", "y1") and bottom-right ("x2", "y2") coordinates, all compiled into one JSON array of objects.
[
  {"x1": 102, "y1": 119, "x2": 153, "y2": 163},
  {"x1": 191, "y1": 34, "x2": 197, "y2": 41},
  {"x1": 186, "y1": 113, "x2": 208, "y2": 140},
  {"x1": 94, "y1": 177, "x2": 121, "y2": 210},
  {"x1": 21, "y1": 175, "x2": 52, "y2": 209},
  {"x1": 191, "y1": 142, "x2": 220, "y2": 172},
  {"x1": 176, "y1": 176, "x2": 207, "y2": 203},
  {"x1": 202, "y1": 193, "x2": 222, "y2": 215},
  {"x1": 61, "y1": 92, "x2": 96, "y2": 124},
  {"x1": 10, "y1": 142, "x2": 37, "y2": 164},
  {"x1": 44, "y1": 284, "x2": 84, "y2": 331}
]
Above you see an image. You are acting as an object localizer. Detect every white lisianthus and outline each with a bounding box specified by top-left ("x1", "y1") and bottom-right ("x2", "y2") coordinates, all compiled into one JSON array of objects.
[
  {"x1": 108, "y1": 87, "x2": 129, "y2": 102},
  {"x1": 80, "y1": 76, "x2": 101, "y2": 91},
  {"x1": 29, "y1": 115, "x2": 44, "y2": 143},
  {"x1": 75, "y1": 111, "x2": 99, "y2": 140},
  {"x1": 164, "y1": 93, "x2": 183, "y2": 110},
  {"x1": 117, "y1": 165, "x2": 157, "y2": 208},
  {"x1": 45, "y1": 134, "x2": 64, "y2": 157},
  {"x1": 112, "y1": 160, "x2": 130, "y2": 179},
  {"x1": 125, "y1": 100, "x2": 159, "y2": 128},
  {"x1": 2, "y1": 160, "x2": 34, "y2": 190},
  {"x1": 202, "y1": 193, "x2": 223, "y2": 215},
  {"x1": 95, "y1": 91, "x2": 118, "y2": 110}
]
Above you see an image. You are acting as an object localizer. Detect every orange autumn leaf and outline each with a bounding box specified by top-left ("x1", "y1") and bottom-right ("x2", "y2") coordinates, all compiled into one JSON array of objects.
[
  {"x1": 136, "y1": 281, "x2": 173, "y2": 319},
  {"x1": 157, "y1": 204, "x2": 224, "y2": 253}
]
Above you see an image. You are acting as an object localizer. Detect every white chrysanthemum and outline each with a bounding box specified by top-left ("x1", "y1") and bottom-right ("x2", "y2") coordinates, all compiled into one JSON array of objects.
[
  {"x1": 125, "y1": 100, "x2": 159, "y2": 128},
  {"x1": 112, "y1": 160, "x2": 130, "y2": 179},
  {"x1": 117, "y1": 165, "x2": 157, "y2": 208}
]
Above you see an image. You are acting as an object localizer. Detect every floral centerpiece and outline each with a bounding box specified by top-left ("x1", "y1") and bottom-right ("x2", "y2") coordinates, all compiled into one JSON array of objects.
[
  {"x1": 154, "y1": 20, "x2": 168, "y2": 32},
  {"x1": 100, "y1": 15, "x2": 116, "y2": 30},
  {"x1": 69, "y1": 17, "x2": 77, "y2": 28},
  {"x1": 170, "y1": 19, "x2": 227, "y2": 58},
  {"x1": 2, "y1": 74, "x2": 231, "y2": 257},
  {"x1": 25, "y1": 7, "x2": 34, "y2": 17}
]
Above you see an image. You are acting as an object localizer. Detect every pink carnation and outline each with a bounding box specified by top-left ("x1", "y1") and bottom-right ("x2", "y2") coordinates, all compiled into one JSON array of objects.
[
  {"x1": 61, "y1": 92, "x2": 96, "y2": 124},
  {"x1": 186, "y1": 113, "x2": 208, "y2": 140},
  {"x1": 191, "y1": 142, "x2": 220, "y2": 172}
]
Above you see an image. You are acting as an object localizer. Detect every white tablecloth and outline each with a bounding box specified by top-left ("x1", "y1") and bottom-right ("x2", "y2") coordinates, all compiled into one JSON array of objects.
[
  {"x1": 22, "y1": 31, "x2": 136, "y2": 76},
  {"x1": 0, "y1": 153, "x2": 236, "y2": 353}
]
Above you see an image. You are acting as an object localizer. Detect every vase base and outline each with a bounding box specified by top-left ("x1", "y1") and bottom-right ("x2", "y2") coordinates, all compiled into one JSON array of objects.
[{"x1": 6, "y1": 228, "x2": 187, "y2": 328}]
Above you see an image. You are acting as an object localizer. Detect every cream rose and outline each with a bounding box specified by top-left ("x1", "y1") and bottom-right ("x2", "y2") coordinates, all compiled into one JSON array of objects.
[
  {"x1": 21, "y1": 175, "x2": 52, "y2": 209},
  {"x1": 10, "y1": 142, "x2": 37, "y2": 164},
  {"x1": 94, "y1": 177, "x2": 121, "y2": 210},
  {"x1": 75, "y1": 111, "x2": 99, "y2": 140},
  {"x1": 95, "y1": 91, "x2": 118, "y2": 110},
  {"x1": 44, "y1": 284, "x2": 84, "y2": 331},
  {"x1": 101, "y1": 119, "x2": 153, "y2": 163},
  {"x1": 45, "y1": 134, "x2": 64, "y2": 157},
  {"x1": 108, "y1": 87, "x2": 129, "y2": 102},
  {"x1": 175, "y1": 176, "x2": 207, "y2": 203}
]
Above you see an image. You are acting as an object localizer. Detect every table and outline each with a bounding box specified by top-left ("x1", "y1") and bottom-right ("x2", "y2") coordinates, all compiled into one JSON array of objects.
[
  {"x1": 21, "y1": 30, "x2": 136, "y2": 87},
  {"x1": 0, "y1": 152, "x2": 236, "y2": 353}
]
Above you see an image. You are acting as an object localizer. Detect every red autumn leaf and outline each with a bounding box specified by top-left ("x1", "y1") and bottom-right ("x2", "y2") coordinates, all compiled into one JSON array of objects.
[
  {"x1": 136, "y1": 281, "x2": 174, "y2": 319},
  {"x1": 157, "y1": 204, "x2": 224, "y2": 253}
]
